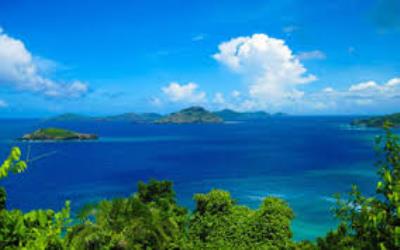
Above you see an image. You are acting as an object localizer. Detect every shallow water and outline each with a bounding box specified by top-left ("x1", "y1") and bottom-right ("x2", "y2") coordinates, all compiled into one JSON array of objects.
[{"x1": 0, "y1": 117, "x2": 383, "y2": 240}]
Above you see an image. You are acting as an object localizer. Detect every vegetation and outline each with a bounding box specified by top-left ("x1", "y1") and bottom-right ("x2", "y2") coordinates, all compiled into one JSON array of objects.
[
  {"x1": 21, "y1": 128, "x2": 98, "y2": 141},
  {"x1": 314, "y1": 124, "x2": 400, "y2": 249},
  {"x1": 155, "y1": 107, "x2": 223, "y2": 124},
  {"x1": 351, "y1": 112, "x2": 400, "y2": 128},
  {"x1": 0, "y1": 147, "x2": 71, "y2": 249},
  {"x1": 2, "y1": 124, "x2": 400, "y2": 249}
]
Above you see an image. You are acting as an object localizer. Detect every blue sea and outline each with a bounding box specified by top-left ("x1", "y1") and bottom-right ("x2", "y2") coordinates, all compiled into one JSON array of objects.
[{"x1": 0, "y1": 117, "x2": 383, "y2": 241}]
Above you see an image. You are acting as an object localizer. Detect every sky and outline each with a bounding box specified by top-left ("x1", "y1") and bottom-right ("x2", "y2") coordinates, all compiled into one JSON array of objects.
[{"x1": 0, "y1": 0, "x2": 400, "y2": 117}]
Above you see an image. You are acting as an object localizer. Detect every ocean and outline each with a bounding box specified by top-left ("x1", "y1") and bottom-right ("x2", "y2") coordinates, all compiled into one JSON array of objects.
[{"x1": 0, "y1": 116, "x2": 382, "y2": 240}]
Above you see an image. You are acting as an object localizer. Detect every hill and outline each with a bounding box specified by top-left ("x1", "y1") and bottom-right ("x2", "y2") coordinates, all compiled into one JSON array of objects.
[
  {"x1": 351, "y1": 113, "x2": 400, "y2": 128},
  {"x1": 214, "y1": 109, "x2": 270, "y2": 121},
  {"x1": 20, "y1": 128, "x2": 98, "y2": 141},
  {"x1": 155, "y1": 107, "x2": 223, "y2": 124}
]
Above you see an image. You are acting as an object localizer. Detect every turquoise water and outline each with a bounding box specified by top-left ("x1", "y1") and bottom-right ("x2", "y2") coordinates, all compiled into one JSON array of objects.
[{"x1": 0, "y1": 117, "x2": 383, "y2": 240}]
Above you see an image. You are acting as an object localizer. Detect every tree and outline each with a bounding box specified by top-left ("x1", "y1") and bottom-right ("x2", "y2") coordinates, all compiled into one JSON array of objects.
[
  {"x1": 189, "y1": 189, "x2": 294, "y2": 249},
  {"x1": 317, "y1": 124, "x2": 400, "y2": 249},
  {"x1": 0, "y1": 147, "x2": 70, "y2": 250},
  {"x1": 66, "y1": 180, "x2": 189, "y2": 249}
]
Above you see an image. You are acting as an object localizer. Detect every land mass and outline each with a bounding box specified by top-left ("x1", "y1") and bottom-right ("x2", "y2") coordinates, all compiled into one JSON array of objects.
[
  {"x1": 20, "y1": 128, "x2": 98, "y2": 141},
  {"x1": 49, "y1": 107, "x2": 287, "y2": 124},
  {"x1": 351, "y1": 113, "x2": 400, "y2": 128},
  {"x1": 155, "y1": 107, "x2": 223, "y2": 124},
  {"x1": 213, "y1": 109, "x2": 270, "y2": 121},
  {"x1": 50, "y1": 113, "x2": 162, "y2": 123}
]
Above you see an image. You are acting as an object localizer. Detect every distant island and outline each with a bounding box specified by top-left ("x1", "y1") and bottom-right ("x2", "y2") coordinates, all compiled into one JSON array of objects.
[
  {"x1": 213, "y1": 109, "x2": 270, "y2": 121},
  {"x1": 50, "y1": 113, "x2": 162, "y2": 123},
  {"x1": 96, "y1": 113, "x2": 162, "y2": 123},
  {"x1": 351, "y1": 113, "x2": 400, "y2": 128},
  {"x1": 48, "y1": 107, "x2": 288, "y2": 124},
  {"x1": 155, "y1": 107, "x2": 223, "y2": 124},
  {"x1": 20, "y1": 128, "x2": 98, "y2": 141}
]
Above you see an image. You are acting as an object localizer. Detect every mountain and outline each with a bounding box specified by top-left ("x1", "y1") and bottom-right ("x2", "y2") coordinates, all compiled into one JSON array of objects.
[
  {"x1": 155, "y1": 107, "x2": 223, "y2": 124},
  {"x1": 214, "y1": 109, "x2": 270, "y2": 121},
  {"x1": 49, "y1": 113, "x2": 162, "y2": 123},
  {"x1": 98, "y1": 113, "x2": 162, "y2": 123},
  {"x1": 20, "y1": 128, "x2": 98, "y2": 141},
  {"x1": 49, "y1": 113, "x2": 94, "y2": 122},
  {"x1": 273, "y1": 112, "x2": 288, "y2": 117},
  {"x1": 351, "y1": 113, "x2": 400, "y2": 128}
]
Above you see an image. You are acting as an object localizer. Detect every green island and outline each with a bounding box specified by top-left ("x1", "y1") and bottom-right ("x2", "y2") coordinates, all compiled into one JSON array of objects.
[
  {"x1": 2, "y1": 127, "x2": 400, "y2": 249},
  {"x1": 20, "y1": 128, "x2": 98, "y2": 141},
  {"x1": 155, "y1": 106, "x2": 223, "y2": 124},
  {"x1": 49, "y1": 107, "x2": 289, "y2": 124},
  {"x1": 351, "y1": 112, "x2": 400, "y2": 128}
]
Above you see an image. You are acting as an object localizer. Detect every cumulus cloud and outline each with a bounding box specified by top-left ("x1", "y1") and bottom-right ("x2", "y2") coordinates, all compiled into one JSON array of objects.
[
  {"x1": 0, "y1": 28, "x2": 88, "y2": 98},
  {"x1": 303, "y1": 77, "x2": 400, "y2": 113},
  {"x1": 0, "y1": 99, "x2": 7, "y2": 108},
  {"x1": 297, "y1": 50, "x2": 326, "y2": 60},
  {"x1": 162, "y1": 82, "x2": 206, "y2": 103},
  {"x1": 213, "y1": 33, "x2": 316, "y2": 109}
]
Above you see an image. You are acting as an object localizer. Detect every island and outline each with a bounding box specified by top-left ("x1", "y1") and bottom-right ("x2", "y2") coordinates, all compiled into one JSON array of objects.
[
  {"x1": 97, "y1": 112, "x2": 162, "y2": 123},
  {"x1": 49, "y1": 113, "x2": 94, "y2": 122},
  {"x1": 351, "y1": 113, "x2": 400, "y2": 128},
  {"x1": 49, "y1": 112, "x2": 162, "y2": 123},
  {"x1": 155, "y1": 107, "x2": 223, "y2": 124},
  {"x1": 214, "y1": 109, "x2": 270, "y2": 121},
  {"x1": 20, "y1": 128, "x2": 98, "y2": 141}
]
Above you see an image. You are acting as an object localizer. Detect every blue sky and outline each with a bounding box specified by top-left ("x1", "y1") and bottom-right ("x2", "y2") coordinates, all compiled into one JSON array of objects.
[{"x1": 0, "y1": 0, "x2": 400, "y2": 117}]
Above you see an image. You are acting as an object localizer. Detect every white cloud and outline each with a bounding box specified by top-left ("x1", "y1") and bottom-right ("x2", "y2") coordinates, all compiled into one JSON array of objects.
[
  {"x1": 322, "y1": 87, "x2": 335, "y2": 93},
  {"x1": 297, "y1": 50, "x2": 326, "y2": 60},
  {"x1": 303, "y1": 77, "x2": 400, "y2": 113},
  {"x1": 162, "y1": 82, "x2": 206, "y2": 103},
  {"x1": 349, "y1": 81, "x2": 379, "y2": 92},
  {"x1": 213, "y1": 92, "x2": 225, "y2": 104},
  {"x1": 213, "y1": 33, "x2": 316, "y2": 108},
  {"x1": 386, "y1": 78, "x2": 400, "y2": 87},
  {"x1": 231, "y1": 90, "x2": 241, "y2": 98},
  {"x1": 0, "y1": 99, "x2": 7, "y2": 108},
  {"x1": 0, "y1": 28, "x2": 88, "y2": 98}
]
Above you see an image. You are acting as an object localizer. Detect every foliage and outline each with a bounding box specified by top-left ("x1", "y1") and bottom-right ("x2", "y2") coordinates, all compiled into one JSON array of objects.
[
  {"x1": 189, "y1": 189, "x2": 294, "y2": 249},
  {"x1": 21, "y1": 128, "x2": 97, "y2": 141},
  {"x1": 316, "y1": 124, "x2": 400, "y2": 249},
  {"x1": 66, "y1": 180, "x2": 189, "y2": 249},
  {"x1": 0, "y1": 147, "x2": 71, "y2": 250},
  {"x1": 155, "y1": 106, "x2": 223, "y2": 124},
  {"x1": 0, "y1": 147, "x2": 27, "y2": 180},
  {"x1": 351, "y1": 112, "x2": 400, "y2": 128}
]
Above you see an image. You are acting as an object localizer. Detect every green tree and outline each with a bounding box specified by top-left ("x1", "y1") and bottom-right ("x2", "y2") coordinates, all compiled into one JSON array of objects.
[
  {"x1": 0, "y1": 147, "x2": 70, "y2": 250},
  {"x1": 316, "y1": 125, "x2": 400, "y2": 249},
  {"x1": 66, "y1": 180, "x2": 189, "y2": 249},
  {"x1": 189, "y1": 189, "x2": 294, "y2": 249}
]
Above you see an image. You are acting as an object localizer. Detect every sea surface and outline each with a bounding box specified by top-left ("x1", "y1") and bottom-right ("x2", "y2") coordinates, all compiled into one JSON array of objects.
[{"x1": 0, "y1": 117, "x2": 385, "y2": 240}]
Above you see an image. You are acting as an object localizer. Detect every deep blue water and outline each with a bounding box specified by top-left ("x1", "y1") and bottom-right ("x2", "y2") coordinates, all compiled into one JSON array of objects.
[{"x1": 0, "y1": 117, "x2": 383, "y2": 240}]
